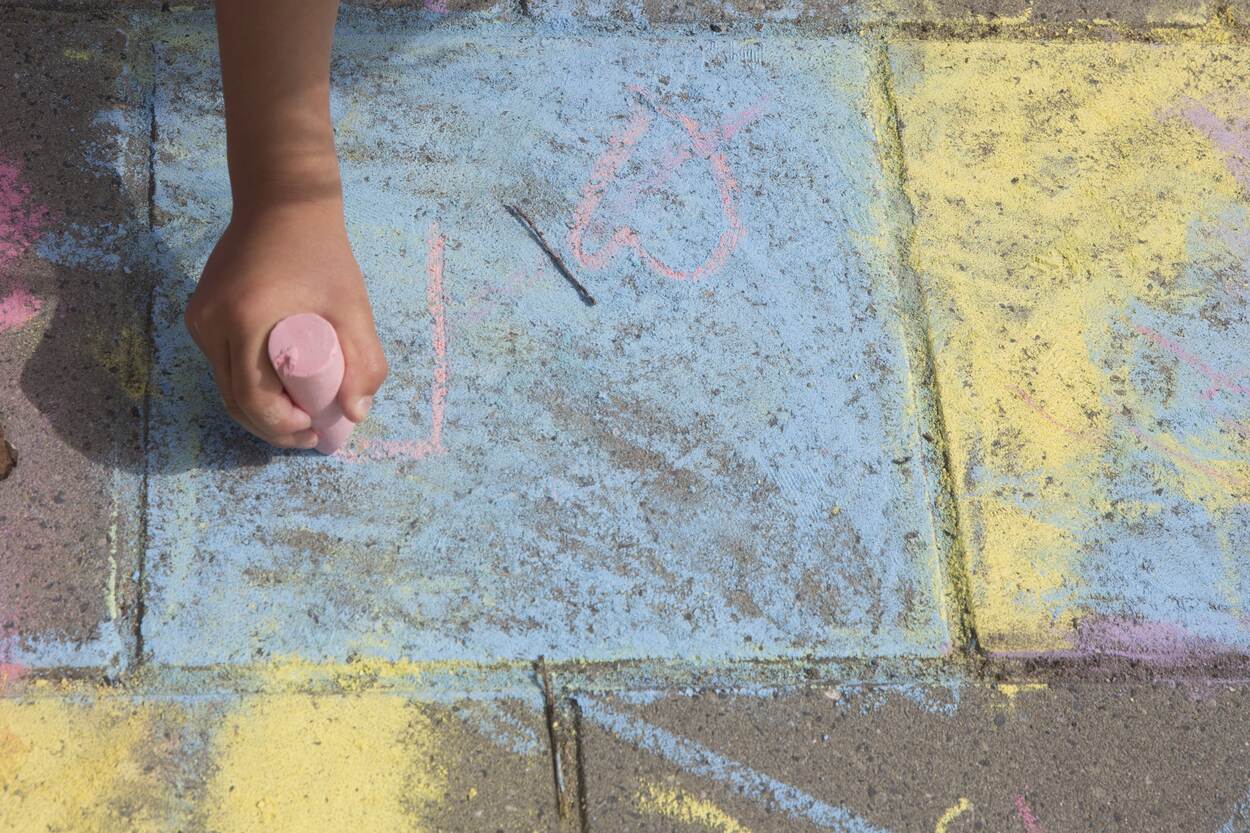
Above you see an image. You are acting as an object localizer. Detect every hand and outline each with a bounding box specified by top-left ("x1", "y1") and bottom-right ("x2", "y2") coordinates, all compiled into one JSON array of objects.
[{"x1": 185, "y1": 199, "x2": 388, "y2": 449}]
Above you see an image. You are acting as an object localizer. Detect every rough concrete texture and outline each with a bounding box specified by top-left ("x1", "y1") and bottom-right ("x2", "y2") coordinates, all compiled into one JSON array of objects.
[
  {"x1": 2, "y1": 0, "x2": 1247, "y2": 28},
  {"x1": 0, "y1": 681, "x2": 556, "y2": 832},
  {"x1": 145, "y1": 21, "x2": 950, "y2": 666},
  {"x1": 578, "y1": 682, "x2": 1250, "y2": 831},
  {"x1": 0, "y1": 11, "x2": 148, "y2": 672},
  {"x1": 2, "y1": 2, "x2": 1250, "y2": 828},
  {"x1": 892, "y1": 41, "x2": 1250, "y2": 657}
]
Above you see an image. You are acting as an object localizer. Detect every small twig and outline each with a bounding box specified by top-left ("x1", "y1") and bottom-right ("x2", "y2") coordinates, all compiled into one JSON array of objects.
[
  {"x1": 504, "y1": 204, "x2": 597, "y2": 307},
  {"x1": 536, "y1": 655, "x2": 569, "y2": 820}
]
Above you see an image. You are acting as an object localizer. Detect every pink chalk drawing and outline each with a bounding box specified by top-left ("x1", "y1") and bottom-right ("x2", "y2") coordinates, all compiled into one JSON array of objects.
[
  {"x1": 1173, "y1": 97, "x2": 1250, "y2": 191},
  {"x1": 0, "y1": 159, "x2": 48, "y2": 334},
  {"x1": 340, "y1": 221, "x2": 449, "y2": 462},
  {"x1": 567, "y1": 86, "x2": 766, "y2": 282},
  {"x1": 1012, "y1": 792, "x2": 1046, "y2": 833},
  {"x1": 423, "y1": 0, "x2": 449, "y2": 12}
]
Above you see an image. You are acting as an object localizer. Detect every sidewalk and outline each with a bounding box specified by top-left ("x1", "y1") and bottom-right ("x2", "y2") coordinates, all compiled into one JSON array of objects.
[{"x1": 0, "y1": 4, "x2": 1247, "y2": 831}]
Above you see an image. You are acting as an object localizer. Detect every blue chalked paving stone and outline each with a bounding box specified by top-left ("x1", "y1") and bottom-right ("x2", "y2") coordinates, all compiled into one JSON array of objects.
[{"x1": 145, "y1": 17, "x2": 949, "y2": 664}]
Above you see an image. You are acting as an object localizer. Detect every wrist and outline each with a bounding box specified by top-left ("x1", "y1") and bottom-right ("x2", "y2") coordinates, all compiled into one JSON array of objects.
[{"x1": 228, "y1": 144, "x2": 343, "y2": 211}]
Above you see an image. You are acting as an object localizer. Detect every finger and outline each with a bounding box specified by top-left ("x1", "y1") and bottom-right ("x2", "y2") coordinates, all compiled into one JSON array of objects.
[
  {"x1": 229, "y1": 331, "x2": 317, "y2": 447},
  {"x1": 199, "y1": 336, "x2": 257, "y2": 436},
  {"x1": 330, "y1": 309, "x2": 388, "y2": 423}
]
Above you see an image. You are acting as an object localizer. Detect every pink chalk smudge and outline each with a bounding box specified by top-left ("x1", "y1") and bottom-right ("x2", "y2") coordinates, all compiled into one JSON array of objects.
[
  {"x1": 1001, "y1": 615, "x2": 1241, "y2": 663},
  {"x1": 0, "y1": 160, "x2": 48, "y2": 264},
  {"x1": 0, "y1": 285, "x2": 42, "y2": 333},
  {"x1": 423, "y1": 0, "x2": 449, "y2": 12},
  {"x1": 1073, "y1": 615, "x2": 1234, "y2": 661},
  {"x1": 1173, "y1": 98, "x2": 1250, "y2": 191},
  {"x1": 0, "y1": 160, "x2": 48, "y2": 334},
  {"x1": 1013, "y1": 792, "x2": 1045, "y2": 833},
  {"x1": 341, "y1": 221, "x2": 448, "y2": 462},
  {"x1": 568, "y1": 86, "x2": 762, "y2": 282},
  {"x1": 463, "y1": 256, "x2": 545, "y2": 325}
]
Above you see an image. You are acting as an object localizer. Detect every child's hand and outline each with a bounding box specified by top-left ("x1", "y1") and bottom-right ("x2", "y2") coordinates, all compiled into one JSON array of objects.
[{"x1": 185, "y1": 200, "x2": 388, "y2": 449}]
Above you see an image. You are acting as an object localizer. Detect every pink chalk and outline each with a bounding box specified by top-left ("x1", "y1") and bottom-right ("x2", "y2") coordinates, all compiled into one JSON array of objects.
[{"x1": 267, "y1": 313, "x2": 354, "y2": 454}]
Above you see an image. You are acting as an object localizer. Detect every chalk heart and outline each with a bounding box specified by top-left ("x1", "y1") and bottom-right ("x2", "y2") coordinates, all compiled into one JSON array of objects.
[{"x1": 568, "y1": 85, "x2": 748, "y2": 282}]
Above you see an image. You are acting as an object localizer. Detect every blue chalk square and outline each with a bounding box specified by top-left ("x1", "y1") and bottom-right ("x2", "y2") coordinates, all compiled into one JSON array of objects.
[{"x1": 145, "y1": 20, "x2": 949, "y2": 664}]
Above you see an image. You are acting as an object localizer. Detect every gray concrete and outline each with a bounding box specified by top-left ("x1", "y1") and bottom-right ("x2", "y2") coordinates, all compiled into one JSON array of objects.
[
  {"x1": 577, "y1": 681, "x2": 1250, "y2": 831},
  {"x1": 0, "y1": 10, "x2": 149, "y2": 671}
]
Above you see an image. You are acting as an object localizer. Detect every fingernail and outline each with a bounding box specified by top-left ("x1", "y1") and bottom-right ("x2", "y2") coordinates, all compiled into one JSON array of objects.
[
  {"x1": 356, "y1": 396, "x2": 372, "y2": 419},
  {"x1": 296, "y1": 431, "x2": 319, "y2": 449}
]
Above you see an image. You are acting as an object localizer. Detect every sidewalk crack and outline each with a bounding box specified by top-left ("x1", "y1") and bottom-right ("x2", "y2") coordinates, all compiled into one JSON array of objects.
[{"x1": 867, "y1": 38, "x2": 984, "y2": 663}]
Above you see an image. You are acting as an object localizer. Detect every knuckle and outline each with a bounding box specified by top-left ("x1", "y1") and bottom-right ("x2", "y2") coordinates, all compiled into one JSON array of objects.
[{"x1": 238, "y1": 395, "x2": 285, "y2": 429}]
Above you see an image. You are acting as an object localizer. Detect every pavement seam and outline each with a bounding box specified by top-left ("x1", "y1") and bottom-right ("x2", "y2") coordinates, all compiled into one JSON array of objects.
[
  {"x1": 570, "y1": 696, "x2": 592, "y2": 833},
  {"x1": 131, "y1": 17, "x2": 164, "y2": 674},
  {"x1": 866, "y1": 37, "x2": 984, "y2": 665}
]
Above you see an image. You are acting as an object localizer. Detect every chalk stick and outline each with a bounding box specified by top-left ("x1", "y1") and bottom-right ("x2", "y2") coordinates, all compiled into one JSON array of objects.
[{"x1": 267, "y1": 313, "x2": 355, "y2": 455}]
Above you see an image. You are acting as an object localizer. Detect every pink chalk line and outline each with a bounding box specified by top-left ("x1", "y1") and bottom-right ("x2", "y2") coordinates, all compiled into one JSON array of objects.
[
  {"x1": 1132, "y1": 322, "x2": 1250, "y2": 402},
  {"x1": 1011, "y1": 386, "x2": 1098, "y2": 443},
  {"x1": 1013, "y1": 792, "x2": 1046, "y2": 833},
  {"x1": 0, "y1": 159, "x2": 49, "y2": 334},
  {"x1": 338, "y1": 221, "x2": 448, "y2": 462},
  {"x1": 1011, "y1": 385, "x2": 1248, "y2": 492},
  {"x1": 1126, "y1": 423, "x2": 1248, "y2": 490},
  {"x1": 567, "y1": 86, "x2": 766, "y2": 282}
]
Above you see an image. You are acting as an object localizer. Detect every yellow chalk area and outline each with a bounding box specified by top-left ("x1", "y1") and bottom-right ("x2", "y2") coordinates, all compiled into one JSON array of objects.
[
  {"x1": 636, "y1": 780, "x2": 754, "y2": 832},
  {"x1": 206, "y1": 693, "x2": 442, "y2": 833},
  {"x1": 92, "y1": 326, "x2": 149, "y2": 401},
  {"x1": 935, "y1": 797, "x2": 973, "y2": 833},
  {"x1": 0, "y1": 695, "x2": 172, "y2": 833},
  {"x1": 62, "y1": 47, "x2": 93, "y2": 61},
  {"x1": 892, "y1": 43, "x2": 1248, "y2": 650},
  {"x1": 996, "y1": 682, "x2": 1048, "y2": 711},
  {"x1": 0, "y1": 681, "x2": 455, "y2": 832}
]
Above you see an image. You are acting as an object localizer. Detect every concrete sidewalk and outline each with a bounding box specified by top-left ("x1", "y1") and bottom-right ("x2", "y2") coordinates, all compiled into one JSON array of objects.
[{"x1": 0, "y1": 4, "x2": 1247, "y2": 831}]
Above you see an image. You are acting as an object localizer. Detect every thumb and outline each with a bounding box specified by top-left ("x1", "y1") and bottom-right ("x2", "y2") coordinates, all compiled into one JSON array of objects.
[{"x1": 332, "y1": 312, "x2": 388, "y2": 424}]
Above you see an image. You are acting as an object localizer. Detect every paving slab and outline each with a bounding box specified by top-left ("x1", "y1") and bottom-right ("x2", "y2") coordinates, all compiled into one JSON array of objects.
[
  {"x1": 0, "y1": 680, "x2": 555, "y2": 832},
  {"x1": 577, "y1": 681, "x2": 1250, "y2": 832},
  {"x1": 0, "y1": 11, "x2": 149, "y2": 672},
  {"x1": 891, "y1": 42, "x2": 1250, "y2": 656},
  {"x1": 144, "y1": 21, "x2": 950, "y2": 665}
]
